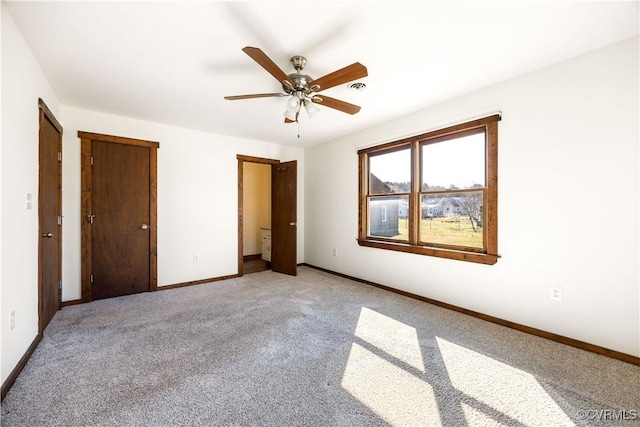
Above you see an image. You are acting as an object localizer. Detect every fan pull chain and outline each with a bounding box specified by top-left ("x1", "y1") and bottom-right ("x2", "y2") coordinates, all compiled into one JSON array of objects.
[{"x1": 297, "y1": 119, "x2": 300, "y2": 139}]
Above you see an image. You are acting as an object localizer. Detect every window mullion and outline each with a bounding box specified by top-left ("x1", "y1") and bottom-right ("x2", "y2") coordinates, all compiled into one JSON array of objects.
[{"x1": 409, "y1": 141, "x2": 420, "y2": 245}]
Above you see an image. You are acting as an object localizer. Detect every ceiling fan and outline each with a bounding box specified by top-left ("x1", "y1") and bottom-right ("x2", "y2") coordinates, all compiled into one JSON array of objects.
[{"x1": 224, "y1": 46, "x2": 368, "y2": 123}]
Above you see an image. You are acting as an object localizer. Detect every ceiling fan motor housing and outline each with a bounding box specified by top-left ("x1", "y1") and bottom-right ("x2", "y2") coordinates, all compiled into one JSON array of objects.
[
  {"x1": 283, "y1": 55, "x2": 315, "y2": 95},
  {"x1": 285, "y1": 72, "x2": 314, "y2": 92}
]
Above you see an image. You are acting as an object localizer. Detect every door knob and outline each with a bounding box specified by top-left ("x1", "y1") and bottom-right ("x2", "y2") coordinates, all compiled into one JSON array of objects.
[
  {"x1": 43, "y1": 232, "x2": 53, "y2": 238},
  {"x1": 141, "y1": 224, "x2": 149, "y2": 230}
]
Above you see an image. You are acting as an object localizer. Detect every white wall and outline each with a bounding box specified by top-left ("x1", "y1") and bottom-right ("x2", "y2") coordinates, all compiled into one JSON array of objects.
[
  {"x1": 61, "y1": 107, "x2": 304, "y2": 298},
  {"x1": 305, "y1": 37, "x2": 639, "y2": 357},
  {"x1": 243, "y1": 162, "x2": 271, "y2": 256},
  {"x1": 1, "y1": 5, "x2": 61, "y2": 384}
]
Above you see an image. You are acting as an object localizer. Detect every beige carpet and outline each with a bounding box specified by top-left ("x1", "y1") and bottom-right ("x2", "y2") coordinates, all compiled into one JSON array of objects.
[{"x1": 2, "y1": 267, "x2": 639, "y2": 426}]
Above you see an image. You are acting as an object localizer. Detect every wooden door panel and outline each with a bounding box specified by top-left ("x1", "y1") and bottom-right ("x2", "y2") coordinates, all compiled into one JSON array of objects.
[
  {"x1": 38, "y1": 109, "x2": 62, "y2": 332},
  {"x1": 91, "y1": 141, "x2": 150, "y2": 300},
  {"x1": 271, "y1": 160, "x2": 297, "y2": 276}
]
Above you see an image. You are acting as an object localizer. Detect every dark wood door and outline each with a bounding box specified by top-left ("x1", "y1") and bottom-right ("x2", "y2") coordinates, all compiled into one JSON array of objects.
[
  {"x1": 38, "y1": 102, "x2": 62, "y2": 333},
  {"x1": 271, "y1": 160, "x2": 297, "y2": 276},
  {"x1": 91, "y1": 141, "x2": 151, "y2": 299}
]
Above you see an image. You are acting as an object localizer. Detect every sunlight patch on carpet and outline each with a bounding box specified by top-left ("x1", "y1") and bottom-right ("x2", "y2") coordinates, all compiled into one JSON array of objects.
[
  {"x1": 352, "y1": 306, "x2": 425, "y2": 371},
  {"x1": 436, "y1": 337, "x2": 574, "y2": 426},
  {"x1": 341, "y1": 307, "x2": 441, "y2": 426}
]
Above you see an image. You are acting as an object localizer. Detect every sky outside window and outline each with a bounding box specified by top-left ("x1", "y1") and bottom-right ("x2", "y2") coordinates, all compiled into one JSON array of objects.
[{"x1": 422, "y1": 133, "x2": 485, "y2": 189}]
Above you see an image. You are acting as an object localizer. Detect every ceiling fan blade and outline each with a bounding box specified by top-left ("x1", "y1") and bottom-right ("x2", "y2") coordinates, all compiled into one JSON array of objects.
[
  {"x1": 313, "y1": 95, "x2": 361, "y2": 115},
  {"x1": 224, "y1": 93, "x2": 286, "y2": 100},
  {"x1": 242, "y1": 46, "x2": 293, "y2": 86},
  {"x1": 309, "y1": 63, "x2": 368, "y2": 92}
]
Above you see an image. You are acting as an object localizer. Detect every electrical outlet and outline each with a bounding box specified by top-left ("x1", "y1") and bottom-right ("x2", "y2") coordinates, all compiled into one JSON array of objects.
[
  {"x1": 549, "y1": 287, "x2": 563, "y2": 302},
  {"x1": 193, "y1": 254, "x2": 199, "y2": 263},
  {"x1": 11, "y1": 310, "x2": 15, "y2": 330},
  {"x1": 332, "y1": 248, "x2": 337, "y2": 257}
]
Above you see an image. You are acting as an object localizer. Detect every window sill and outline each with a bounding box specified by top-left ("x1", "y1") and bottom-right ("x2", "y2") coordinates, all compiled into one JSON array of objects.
[{"x1": 357, "y1": 239, "x2": 499, "y2": 265}]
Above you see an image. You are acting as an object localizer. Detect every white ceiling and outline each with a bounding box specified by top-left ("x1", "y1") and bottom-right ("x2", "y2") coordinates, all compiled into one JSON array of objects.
[{"x1": 5, "y1": 1, "x2": 639, "y2": 148}]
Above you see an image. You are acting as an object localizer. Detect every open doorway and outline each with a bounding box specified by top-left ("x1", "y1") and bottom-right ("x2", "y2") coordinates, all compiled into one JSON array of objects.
[
  {"x1": 237, "y1": 155, "x2": 298, "y2": 276},
  {"x1": 242, "y1": 161, "x2": 271, "y2": 274},
  {"x1": 237, "y1": 155, "x2": 278, "y2": 276}
]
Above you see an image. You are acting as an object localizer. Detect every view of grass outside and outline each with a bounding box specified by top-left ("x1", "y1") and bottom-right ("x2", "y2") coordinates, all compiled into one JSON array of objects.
[{"x1": 391, "y1": 218, "x2": 483, "y2": 248}]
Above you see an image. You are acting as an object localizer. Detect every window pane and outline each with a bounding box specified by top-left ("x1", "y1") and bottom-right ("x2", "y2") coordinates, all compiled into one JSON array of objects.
[
  {"x1": 420, "y1": 191, "x2": 483, "y2": 248},
  {"x1": 369, "y1": 195, "x2": 409, "y2": 241},
  {"x1": 369, "y1": 148, "x2": 411, "y2": 195},
  {"x1": 422, "y1": 132, "x2": 485, "y2": 191}
]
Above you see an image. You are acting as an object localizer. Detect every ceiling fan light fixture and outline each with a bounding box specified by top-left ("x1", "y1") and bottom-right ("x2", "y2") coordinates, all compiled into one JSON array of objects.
[
  {"x1": 304, "y1": 100, "x2": 320, "y2": 118},
  {"x1": 283, "y1": 108, "x2": 298, "y2": 121},
  {"x1": 285, "y1": 94, "x2": 301, "y2": 112}
]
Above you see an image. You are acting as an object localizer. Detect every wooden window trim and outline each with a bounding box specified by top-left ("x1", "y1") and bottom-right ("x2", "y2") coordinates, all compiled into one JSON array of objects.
[{"x1": 358, "y1": 115, "x2": 500, "y2": 265}]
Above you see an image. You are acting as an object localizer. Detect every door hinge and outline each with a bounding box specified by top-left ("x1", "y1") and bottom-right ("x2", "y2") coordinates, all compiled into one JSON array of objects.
[
  {"x1": 58, "y1": 280, "x2": 62, "y2": 290},
  {"x1": 57, "y1": 152, "x2": 62, "y2": 162},
  {"x1": 90, "y1": 156, "x2": 94, "y2": 166},
  {"x1": 57, "y1": 215, "x2": 63, "y2": 226},
  {"x1": 90, "y1": 274, "x2": 94, "y2": 284},
  {"x1": 87, "y1": 214, "x2": 95, "y2": 224}
]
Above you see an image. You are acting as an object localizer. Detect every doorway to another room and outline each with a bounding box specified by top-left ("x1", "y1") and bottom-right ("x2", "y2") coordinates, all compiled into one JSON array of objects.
[
  {"x1": 237, "y1": 155, "x2": 298, "y2": 276},
  {"x1": 242, "y1": 161, "x2": 272, "y2": 274}
]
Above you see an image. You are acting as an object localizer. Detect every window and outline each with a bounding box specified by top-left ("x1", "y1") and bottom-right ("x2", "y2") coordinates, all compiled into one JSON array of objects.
[{"x1": 358, "y1": 115, "x2": 500, "y2": 264}]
